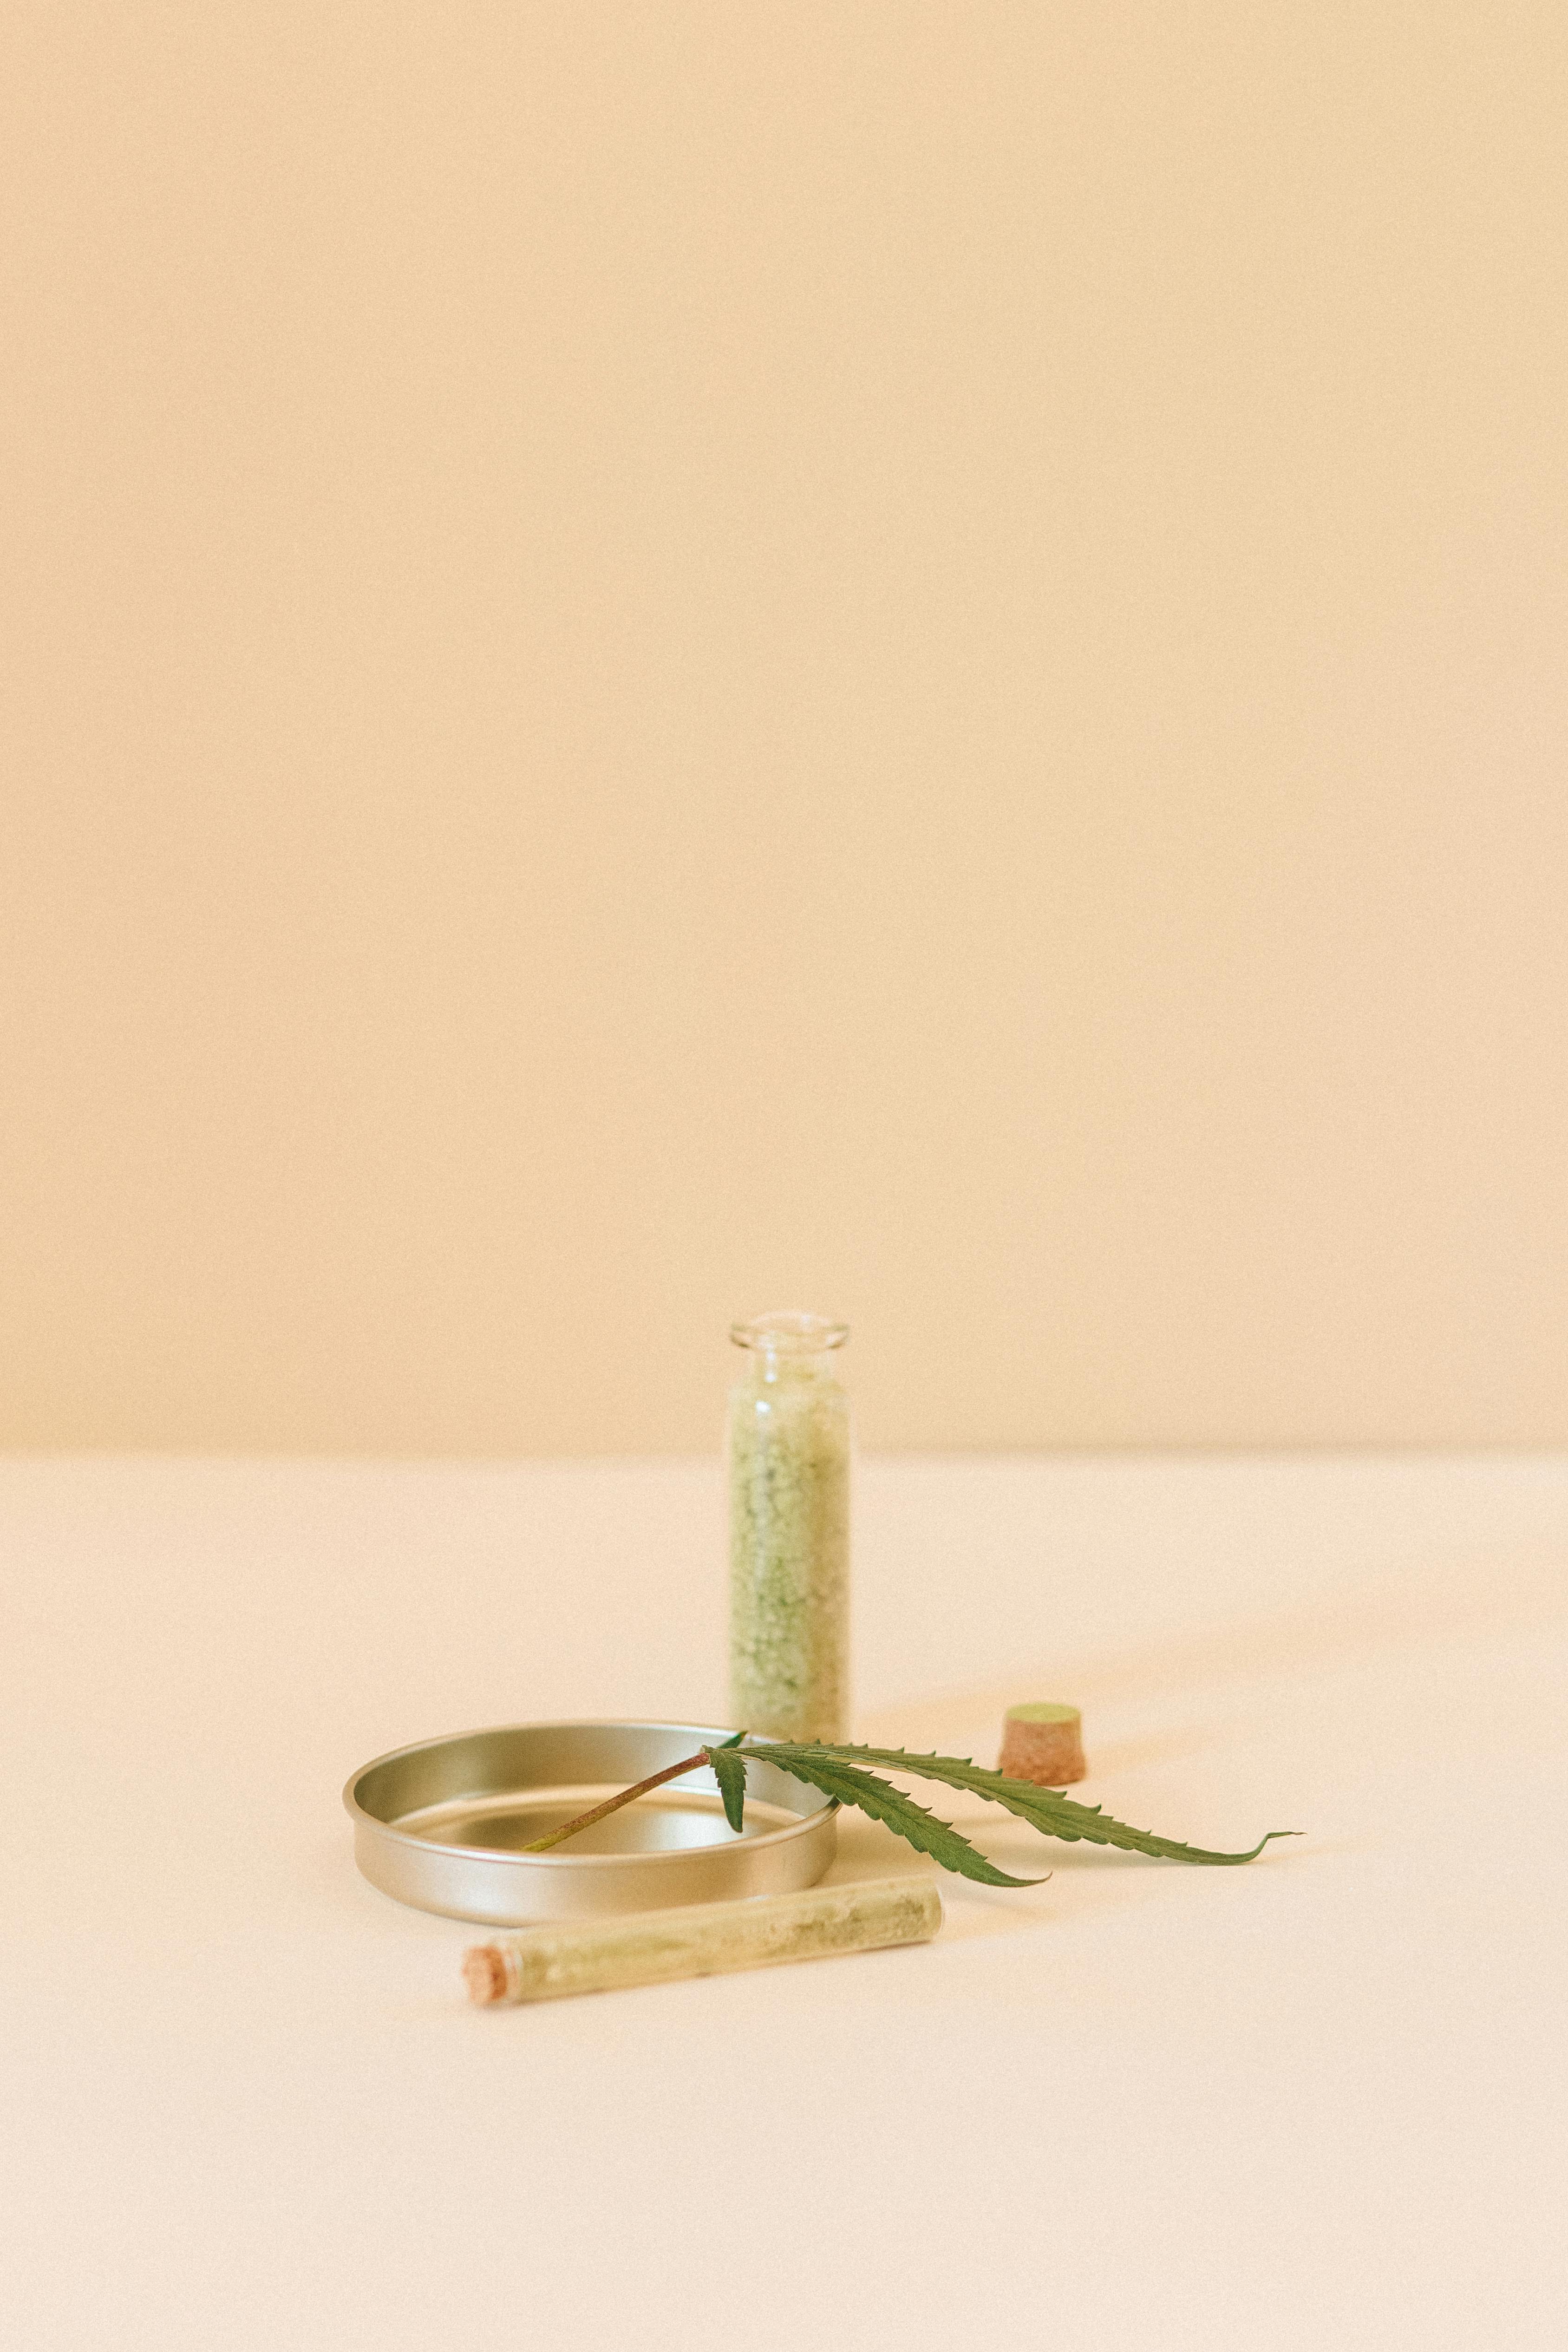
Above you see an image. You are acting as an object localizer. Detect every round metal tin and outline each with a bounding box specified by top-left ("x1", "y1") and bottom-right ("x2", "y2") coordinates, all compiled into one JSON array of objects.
[{"x1": 344, "y1": 1718, "x2": 838, "y2": 1925}]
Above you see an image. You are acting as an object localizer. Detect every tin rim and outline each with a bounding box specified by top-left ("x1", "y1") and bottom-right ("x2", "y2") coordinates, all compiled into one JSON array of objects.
[{"x1": 343, "y1": 1717, "x2": 837, "y2": 1869}]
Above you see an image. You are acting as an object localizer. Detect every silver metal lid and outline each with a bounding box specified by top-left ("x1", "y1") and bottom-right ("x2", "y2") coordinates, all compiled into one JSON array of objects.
[{"x1": 344, "y1": 1718, "x2": 837, "y2": 1926}]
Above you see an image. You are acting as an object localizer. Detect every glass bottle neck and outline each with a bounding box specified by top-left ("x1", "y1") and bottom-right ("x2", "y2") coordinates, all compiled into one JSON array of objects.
[{"x1": 730, "y1": 1310, "x2": 849, "y2": 1386}]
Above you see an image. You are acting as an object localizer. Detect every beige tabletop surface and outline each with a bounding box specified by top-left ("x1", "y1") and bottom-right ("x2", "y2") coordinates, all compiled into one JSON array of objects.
[{"x1": 3, "y1": 1451, "x2": 1564, "y2": 2350}]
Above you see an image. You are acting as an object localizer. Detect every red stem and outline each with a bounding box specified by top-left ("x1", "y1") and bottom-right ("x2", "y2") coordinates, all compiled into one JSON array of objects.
[{"x1": 518, "y1": 1748, "x2": 712, "y2": 1853}]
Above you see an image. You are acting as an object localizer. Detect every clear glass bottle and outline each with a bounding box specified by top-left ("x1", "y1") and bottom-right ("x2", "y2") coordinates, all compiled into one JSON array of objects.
[{"x1": 727, "y1": 1310, "x2": 851, "y2": 1742}]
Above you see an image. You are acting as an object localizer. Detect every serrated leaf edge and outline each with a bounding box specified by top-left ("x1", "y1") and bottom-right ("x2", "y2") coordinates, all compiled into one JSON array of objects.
[
  {"x1": 706, "y1": 1742, "x2": 749, "y2": 1834},
  {"x1": 743, "y1": 1742, "x2": 1298, "y2": 1868},
  {"x1": 733, "y1": 1745, "x2": 1043, "y2": 1888}
]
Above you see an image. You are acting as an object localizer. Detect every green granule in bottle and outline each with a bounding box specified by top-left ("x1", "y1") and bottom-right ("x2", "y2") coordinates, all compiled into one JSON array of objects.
[{"x1": 728, "y1": 1329, "x2": 850, "y2": 1742}]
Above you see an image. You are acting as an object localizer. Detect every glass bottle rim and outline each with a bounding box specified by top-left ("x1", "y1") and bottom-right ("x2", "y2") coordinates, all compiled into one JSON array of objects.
[{"x1": 730, "y1": 1309, "x2": 849, "y2": 1356}]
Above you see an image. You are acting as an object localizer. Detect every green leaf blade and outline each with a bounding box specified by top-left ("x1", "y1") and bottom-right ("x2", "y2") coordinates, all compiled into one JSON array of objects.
[
  {"x1": 748, "y1": 1743, "x2": 1297, "y2": 1868},
  {"x1": 738, "y1": 1745, "x2": 1043, "y2": 1888},
  {"x1": 706, "y1": 1742, "x2": 749, "y2": 1834}
]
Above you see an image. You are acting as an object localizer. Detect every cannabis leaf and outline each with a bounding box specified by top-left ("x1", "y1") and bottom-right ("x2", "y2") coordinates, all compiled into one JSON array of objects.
[
  {"x1": 527, "y1": 1732, "x2": 1297, "y2": 1878},
  {"x1": 741, "y1": 1742, "x2": 1297, "y2": 1868}
]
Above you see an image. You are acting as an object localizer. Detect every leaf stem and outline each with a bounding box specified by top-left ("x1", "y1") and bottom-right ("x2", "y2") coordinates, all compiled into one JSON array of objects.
[{"x1": 517, "y1": 1749, "x2": 712, "y2": 1852}]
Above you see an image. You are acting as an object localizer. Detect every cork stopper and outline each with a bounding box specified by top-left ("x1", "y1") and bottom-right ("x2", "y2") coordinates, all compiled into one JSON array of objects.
[
  {"x1": 999, "y1": 1702, "x2": 1086, "y2": 1787},
  {"x1": 462, "y1": 1944, "x2": 508, "y2": 2006}
]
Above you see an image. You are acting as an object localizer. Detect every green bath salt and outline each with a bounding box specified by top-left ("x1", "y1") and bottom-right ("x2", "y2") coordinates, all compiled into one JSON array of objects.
[{"x1": 728, "y1": 1312, "x2": 851, "y2": 1742}]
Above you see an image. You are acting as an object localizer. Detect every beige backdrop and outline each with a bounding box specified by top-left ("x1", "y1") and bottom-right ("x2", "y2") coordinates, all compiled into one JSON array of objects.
[{"x1": 3, "y1": 6, "x2": 1566, "y2": 1456}]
